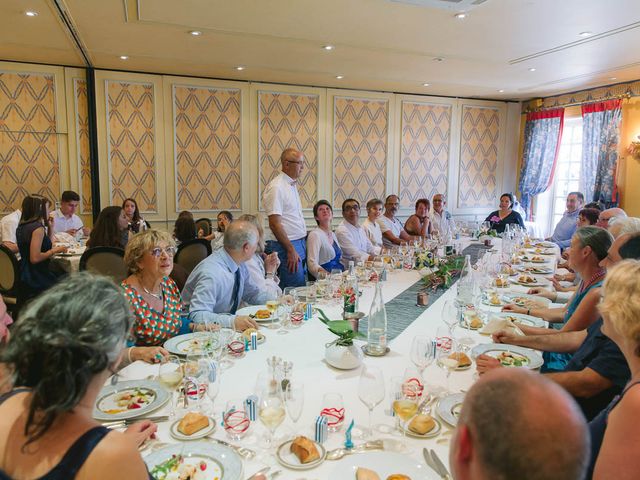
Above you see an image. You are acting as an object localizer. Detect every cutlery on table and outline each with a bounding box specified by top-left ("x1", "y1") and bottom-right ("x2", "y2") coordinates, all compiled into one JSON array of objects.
[
  {"x1": 208, "y1": 436, "x2": 256, "y2": 459},
  {"x1": 245, "y1": 466, "x2": 270, "y2": 480},
  {"x1": 430, "y1": 448, "x2": 453, "y2": 480},
  {"x1": 326, "y1": 440, "x2": 383, "y2": 460},
  {"x1": 103, "y1": 415, "x2": 169, "y2": 428}
]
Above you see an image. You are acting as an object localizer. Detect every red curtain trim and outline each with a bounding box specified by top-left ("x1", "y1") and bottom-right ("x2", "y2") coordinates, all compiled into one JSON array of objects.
[
  {"x1": 527, "y1": 108, "x2": 565, "y2": 121},
  {"x1": 582, "y1": 99, "x2": 622, "y2": 114}
]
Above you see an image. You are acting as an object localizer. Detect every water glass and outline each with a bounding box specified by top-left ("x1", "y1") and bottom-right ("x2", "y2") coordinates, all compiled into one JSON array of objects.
[
  {"x1": 224, "y1": 398, "x2": 251, "y2": 440},
  {"x1": 358, "y1": 366, "x2": 385, "y2": 438},
  {"x1": 321, "y1": 392, "x2": 345, "y2": 432},
  {"x1": 306, "y1": 280, "x2": 317, "y2": 303},
  {"x1": 285, "y1": 381, "x2": 305, "y2": 425}
]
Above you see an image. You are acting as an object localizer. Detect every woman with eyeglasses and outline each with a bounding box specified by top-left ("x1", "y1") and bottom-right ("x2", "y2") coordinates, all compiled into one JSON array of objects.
[{"x1": 121, "y1": 230, "x2": 182, "y2": 364}]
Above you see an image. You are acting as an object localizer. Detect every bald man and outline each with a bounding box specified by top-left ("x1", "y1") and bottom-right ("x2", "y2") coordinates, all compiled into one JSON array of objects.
[
  {"x1": 262, "y1": 148, "x2": 308, "y2": 287},
  {"x1": 450, "y1": 369, "x2": 589, "y2": 480},
  {"x1": 596, "y1": 207, "x2": 627, "y2": 230}
]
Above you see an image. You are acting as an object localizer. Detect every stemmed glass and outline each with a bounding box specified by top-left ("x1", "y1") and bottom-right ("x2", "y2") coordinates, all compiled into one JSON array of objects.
[
  {"x1": 410, "y1": 335, "x2": 436, "y2": 378},
  {"x1": 357, "y1": 366, "x2": 385, "y2": 438},
  {"x1": 224, "y1": 398, "x2": 250, "y2": 441},
  {"x1": 436, "y1": 328, "x2": 459, "y2": 393},
  {"x1": 158, "y1": 355, "x2": 183, "y2": 417},
  {"x1": 204, "y1": 358, "x2": 220, "y2": 416},
  {"x1": 184, "y1": 352, "x2": 208, "y2": 411},
  {"x1": 442, "y1": 299, "x2": 460, "y2": 336},
  {"x1": 258, "y1": 389, "x2": 286, "y2": 450},
  {"x1": 217, "y1": 327, "x2": 235, "y2": 369},
  {"x1": 265, "y1": 297, "x2": 280, "y2": 330},
  {"x1": 284, "y1": 381, "x2": 304, "y2": 427},
  {"x1": 391, "y1": 377, "x2": 419, "y2": 444}
]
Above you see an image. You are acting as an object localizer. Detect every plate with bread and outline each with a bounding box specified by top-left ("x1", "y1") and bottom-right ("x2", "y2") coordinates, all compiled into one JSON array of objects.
[
  {"x1": 169, "y1": 412, "x2": 216, "y2": 440},
  {"x1": 400, "y1": 413, "x2": 442, "y2": 439},
  {"x1": 331, "y1": 452, "x2": 427, "y2": 479},
  {"x1": 509, "y1": 274, "x2": 544, "y2": 286},
  {"x1": 518, "y1": 265, "x2": 553, "y2": 275},
  {"x1": 482, "y1": 292, "x2": 507, "y2": 307},
  {"x1": 235, "y1": 305, "x2": 275, "y2": 323},
  {"x1": 449, "y1": 351, "x2": 472, "y2": 370},
  {"x1": 277, "y1": 436, "x2": 325, "y2": 470},
  {"x1": 241, "y1": 328, "x2": 266, "y2": 344}
]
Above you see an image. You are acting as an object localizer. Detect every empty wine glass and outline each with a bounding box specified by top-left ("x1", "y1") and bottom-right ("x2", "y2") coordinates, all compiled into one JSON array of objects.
[
  {"x1": 410, "y1": 335, "x2": 436, "y2": 378},
  {"x1": 224, "y1": 398, "x2": 250, "y2": 441},
  {"x1": 204, "y1": 358, "x2": 220, "y2": 415},
  {"x1": 358, "y1": 366, "x2": 385, "y2": 438},
  {"x1": 285, "y1": 381, "x2": 305, "y2": 426},
  {"x1": 442, "y1": 299, "x2": 459, "y2": 336}
]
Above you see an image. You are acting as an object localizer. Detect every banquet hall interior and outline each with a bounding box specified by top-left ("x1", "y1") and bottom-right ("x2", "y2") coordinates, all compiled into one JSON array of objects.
[{"x1": 1, "y1": 0, "x2": 640, "y2": 479}]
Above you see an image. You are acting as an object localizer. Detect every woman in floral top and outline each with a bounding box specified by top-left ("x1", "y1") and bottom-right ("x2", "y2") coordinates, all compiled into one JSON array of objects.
[{"x1": 121, "y1": 230, "x2": 183, "y2": 364}]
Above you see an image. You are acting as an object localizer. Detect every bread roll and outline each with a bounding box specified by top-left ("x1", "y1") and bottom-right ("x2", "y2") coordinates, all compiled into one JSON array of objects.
[
  {"x1": 177, "y1": 412, "x2": 209, "y2": 435},
  {"x1": 387, "y1": 475, "x2": 412, "y2": 480},
  {"x1": 408, "y1": 414, "x2": 436, "y2": 434},
  {"x1": 290, "y1": 436, "x2": 320, "y2": 464},
  {"x1": 255, "y1": 309, "x2": 271, "y2": 319},
  {"x1": 448, "y1": 351, "x2": 472, "y2": 367},
  {"x1": 356, "y1": 467, "x2": 381, "y2": 480}
]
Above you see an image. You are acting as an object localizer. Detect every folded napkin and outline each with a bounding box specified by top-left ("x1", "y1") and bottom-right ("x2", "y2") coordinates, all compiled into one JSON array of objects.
[{"x1": 481, "y1": 316, "x2": 524, "y2": 336}]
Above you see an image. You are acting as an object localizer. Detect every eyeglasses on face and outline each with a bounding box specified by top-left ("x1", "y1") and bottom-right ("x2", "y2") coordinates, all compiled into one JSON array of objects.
[
  {"x1": 343, "y1": 204, "x2": 360, "y2": 211},
  {"x1": 150, "y1": 246, "x2": 177, "y2": 258}
]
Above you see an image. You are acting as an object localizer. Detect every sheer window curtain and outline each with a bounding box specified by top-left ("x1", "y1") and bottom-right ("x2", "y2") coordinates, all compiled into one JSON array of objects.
[
  {"x1": 518, "y1": 108, "x2": 565, "y2": 219},
  {"x1": 581, "y1": 99, "x2": 623, "y2": 207}
]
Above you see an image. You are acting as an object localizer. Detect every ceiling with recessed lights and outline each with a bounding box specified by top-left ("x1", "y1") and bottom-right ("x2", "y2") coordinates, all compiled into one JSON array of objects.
[{"x1": 1, "y1": 0, "x2": 640, "y2": 101}]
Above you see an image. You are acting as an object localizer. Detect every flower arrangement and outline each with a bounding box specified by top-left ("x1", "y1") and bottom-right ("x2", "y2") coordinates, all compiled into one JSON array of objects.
[
  {"x1": 628, "y1": 136, "x2": 640, "y2": 160},
  {"x1": 421, "y1": 255, "x2": 465, "y2": 291}
]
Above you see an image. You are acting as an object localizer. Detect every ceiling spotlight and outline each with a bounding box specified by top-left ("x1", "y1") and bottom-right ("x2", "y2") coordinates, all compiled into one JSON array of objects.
[
  {"x1": 189, "y1": 30, "x2": 202, "y2": 36},
  {"x1": 528, "y1": 67, "x2": 536, "y2": 72},
  {"x1": 433, "y1": 57, "x2": 444, "y2": 62},
  {"x1": 498, "y1": 89, "x2": 505, "y2": 93},
  {"x1": 454, "y1": 12, "x2": 466, "y2": 19},
  {"x1": 235, "y1": 66, "x2": 245, "y2": 71},
  {"x1": 119, "y1": 55, "x2": 129, "y2": 60},
  {"x1": 336, "y1": 75, "x2": 344, "y2": 79},
  {"x1": 610, "y1": 77, "x2": 617, "y2": 81},
  {"x1": 323, "y1": 45, "x2": 334, "y2": 51},
  {"x1": 579, "y1": 31, "x2": 593, "y2": 37},
  {"x1": 422, "y1": 83, "x2": 430, "y2": 87},
  {"x1": 25, "y1": 10, "x2": 38, "y2": 16}
]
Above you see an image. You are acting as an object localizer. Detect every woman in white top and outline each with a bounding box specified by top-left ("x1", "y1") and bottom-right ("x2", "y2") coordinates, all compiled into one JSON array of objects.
[
  {"x1": 238, "y1": 214, "x2": 281, "y2": 301},
  {"x1": 122, "y1": 198, "x2": 148, "y2": 234},
  {"x1": 362, "y1": 198, "x2": 384, "y2": 249},
  {"x1": 306, "y1": 200, "x2": 344, "y2": 279}
]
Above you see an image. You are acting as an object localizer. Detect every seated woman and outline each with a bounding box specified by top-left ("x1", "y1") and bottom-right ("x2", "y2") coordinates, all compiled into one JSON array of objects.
[
  {"x1": 121, "y1": 230, "x2": 183, "y2": 360},
  {"x1": 362, "y1": 198, "x2": 384, "y2": 249},
  {"x1": 503, "y1": 226, "x2": 612, "y2": 371},
  {"x1": 307, "y1": 200, "x2": 344, "y2": 279},
  {"x1": 589, "y1": 260, "x2": 640, "y2": 479},
  {"x1": 404, "y1": 198, "x2": 432, "y2": 237},
  {"x1": 485, "y1": 193, "x2": 525, "y2": 234},
  {"x1": 173, "y1": 210, "x2": 198, "y2": 245},
  {"x1": 238, "y1": 214, "x2": 281, "y2": 301},
  {"x1": 122, "y1": 197, "x2": 148, "y2": 234},
  {"x1": 86, "y1": 206, "x2": 129, "y2": 250},
  {"x1": 0, "y1": 273, "x2": 157, "y2": 479},
  {"x1": 15, "y1": 195, "x2": 67, "y2": 302}
]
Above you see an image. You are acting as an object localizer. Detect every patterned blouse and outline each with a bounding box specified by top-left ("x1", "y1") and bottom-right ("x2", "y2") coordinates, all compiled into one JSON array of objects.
[{"x1": 121, "y1": 276, "x2": 183, "y2": 347}]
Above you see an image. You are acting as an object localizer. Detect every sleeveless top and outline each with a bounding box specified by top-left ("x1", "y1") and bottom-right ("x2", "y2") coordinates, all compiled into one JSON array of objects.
[
  {"x1": 542, "y1": 279, "x2": 603, "y2": 372},
  {"x1": 15, "y1": 221, "x2": 61, "y2": 294},
  {"x1": 586, "y1": 381, "x2": 640, "y2": 479},
  {"x1": 0, "y1": 389, "x2": 109, "y2": 480},
  {"x1": 121, "y1": 276, "x2": 183, "y2": 346}
]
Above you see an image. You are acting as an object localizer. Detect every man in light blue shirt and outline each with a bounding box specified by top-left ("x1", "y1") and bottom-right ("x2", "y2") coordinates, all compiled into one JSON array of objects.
[
  {"x1": 548, "y1": 192, "x2": 584, "y2": 249},
  {"x1": 182, "y1": 220, "x2": 275, "y2": 331}
]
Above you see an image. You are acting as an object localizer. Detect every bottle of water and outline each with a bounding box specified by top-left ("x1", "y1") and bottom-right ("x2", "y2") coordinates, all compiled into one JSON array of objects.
[
  {"x1": 457, "y1": 254, "x2": 474, "y2": 306},
  {"x1": 367, "y1": 280, "x2": 387, "y2": 355}
]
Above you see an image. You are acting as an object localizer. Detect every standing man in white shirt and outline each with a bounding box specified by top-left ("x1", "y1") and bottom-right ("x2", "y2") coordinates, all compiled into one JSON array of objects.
[
  {"x1": 262, "y1": 148, "x2": 308, "y2": 288},
  {"x1": 430, "y1": 193, "x2": 456, "y2": 237},
  {"x1": 378, "y1": 194, "x2": 413, "y2": 248},
  {"x1": 362, "y1": 198, "x2": 384, "y2": 249},
  {"x1": 51, "y1": 191, "x2": 90, "y2": 239},
  {"x1": 335, "y1": 198, "x2": 380, "y2": 267},
  {"x1": 0, "y1": 207, "x2": 21, "y2": 253}
]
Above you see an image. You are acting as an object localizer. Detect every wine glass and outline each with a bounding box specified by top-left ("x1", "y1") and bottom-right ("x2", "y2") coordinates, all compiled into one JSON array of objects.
[
  {"x1": 204, "y1": 358, "x2": 220, "y2": 416},
  {"x1": 158, "y1": 355, "x2": 183, "y2": 417},
  {"x1": 410, "y1": 335, "x2": 436, "y2": 378},
  {"x1": 265, "y1": 298, "x2": 280, "y2": 330},
  {"x1": 442, "y1": 299, "x2": 459, "y2": 336},
  {"x1": 217, "y1": 327, "x2": 235, "y2": 369},
  {"x1": 258, "y1": 389, "x2": 286, "y2": 450},
  {"x1": 391, "y1": 377, "x2": 419, "y2": 444},
  {"x1": 284, "y1": 381, "x2": 304, "y2": 426},
  {"x1": 357, "y1": 366, "x2": 385, "y2": 438},
  {"x1": 436, "y1": 330, "x2": 459, "y2": 393},
  {"x1": 185, "y1": 352, "x2": 208, "y2": 411}
]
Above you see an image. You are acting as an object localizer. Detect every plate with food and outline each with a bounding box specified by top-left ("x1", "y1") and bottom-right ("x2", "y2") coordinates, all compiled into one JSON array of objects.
[
  {"x1": 482, "y1": 292, "x2": 507, "y2": 307},
  {"x1": 164, "y1": 333, "x2": 220, "y2": 356},
  {"x1": 489, "y1": 312, "x2": 545, "y2": 328},
  {"x1": 522, "y1": 255, "x2": 547, "y2": 264},
  {"x1": 502, "y1": 293, "x2": 552, "y2": 309},
  {"x1": 471, "y1": 344, "x2": 544, "y2": 370},
  {"x1": 235, "y1": 305, "x2": 276, "y2": 323},
  {"x1": 518, "y1": 266, "x2": 553, "y2": 275},
  {"x1": 459, "y1": 311, "x2": 485, "y2": 330},
  {"x1": 533, "y1": 241, "x2": 555, "y2": 249},
  {"x1": 436, "y1": 393, "x2": 465, "y2": 427},
  {"x1": 276, "y1": 436, "x2": 326, "y2": 470},
  {"x1": 93, "y1": 380, "x2": 169, "y2": 421},
  {"x1": 510, "y1": 274, "x2": 544, "y2": 286},
  {"x1": 449, "y1": 351, "x2": 473, "y2": 371},
  {"x1": 145, "y1": 441, "x2": 243, "y2": 480},
  {"x1": 241, "y1": 327, "x2": 266, "y2": 345},
  {"x1": 400, "y1": 413, "x2": 442, "y2": 439},
  {"x1": 330, "y1": 451, "x2": 427, "y2": 479},
  {"x1": 169, "y1": 412, "x2": 216, "y2": 441}
]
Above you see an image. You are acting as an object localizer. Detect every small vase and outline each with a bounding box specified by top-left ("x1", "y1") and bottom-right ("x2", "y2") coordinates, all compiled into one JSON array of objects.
[{"x1": 324, "y1": 343, "x2": 363, "y2": 370}]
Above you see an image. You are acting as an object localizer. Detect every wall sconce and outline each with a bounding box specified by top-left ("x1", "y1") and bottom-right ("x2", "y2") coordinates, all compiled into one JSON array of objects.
[{"x1": 628, "y1": 135, "x2": 640, "y2": 161}]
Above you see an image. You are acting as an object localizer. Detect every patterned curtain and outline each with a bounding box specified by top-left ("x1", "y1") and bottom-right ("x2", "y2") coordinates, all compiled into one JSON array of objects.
[
  {"x1": 581, "y1": 99, "x2": 622, "y2": 206},
  {"x1": 518, "y1": 108, "x2": 565, "y2": 219}
]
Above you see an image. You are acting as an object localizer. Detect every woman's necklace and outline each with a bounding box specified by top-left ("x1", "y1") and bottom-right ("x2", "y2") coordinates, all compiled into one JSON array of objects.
[
  {"x1": 138, "y1": 276, "x2": 163, "y2": 300},
  {"x1": 579, "y1": 268, "x2": 606, "y2": 294}
]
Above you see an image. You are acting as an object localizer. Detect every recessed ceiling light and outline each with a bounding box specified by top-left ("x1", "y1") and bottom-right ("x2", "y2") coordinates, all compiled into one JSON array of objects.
[
  {"x1": 235, "y1": 66, "x2": 245, "y2": 71},
  {"x1": 528, "y1": 67, "x2": 536, "y2": 72},
  {"x1": 579, "y1": 31, "x2": 593, "y2": 37},
  {"x1": 422, "y1": 83, "x2": 430, "y2": 87},
  {"x1": 498, "y1": 89, "x2": 505, "y2": 93},
  {"x1": 433, "y1": 57, "x2": 444, "y2": 62},
  {"x1": 25, "y1": 10, "x2": 38, "y2": 16},
  {"x1": 336, "y1": 75, "x2": 344, "y2": 79},
  {"x1": 454, "y1": 12, "x2": 466, "y2": 19},
  {"x1": 323, "y1": 45, "x2": 334, "y2": 51},
  {"x1": 610, "y1": 77, "x2": 617, "y2": 81},
  {"x1": 189, "y1": 30, "x2": 202, "y2": 36},
  {"x1": 119, "y1": 55, "x2": 129, "y2": 60}
]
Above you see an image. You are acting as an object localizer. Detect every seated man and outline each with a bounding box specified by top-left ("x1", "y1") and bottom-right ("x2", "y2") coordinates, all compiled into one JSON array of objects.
[
  {"x1": 547, "y1": 191, "x2": 583, "y2": 248},
  {"x1": 182, "y1": 220, "x2": 274, "y2": 331},
  {"x1": 51, "y1": 190, "x2": 90, "y2": 239},
  {"x1": 596, "y1": 207, "x2": 627, "y2": 230},
  {"x1": 378, "y1": 194, "x2": 413, "y2": 248},
  {"x1": 0, "y1": 206, "x2": 21, "y2": 253},
  {"x1": 430, "y1": 193, "x2": 455, "y2": 237},
  {"x1": 477, "y1": 233, "x2": 640, "y2": 420},
  {"x1": 450, "y1": 369, "x2": 589, "y2": 480},
  {"x1": 335, "y1": 198, "x2": 380, "y2": 268}
]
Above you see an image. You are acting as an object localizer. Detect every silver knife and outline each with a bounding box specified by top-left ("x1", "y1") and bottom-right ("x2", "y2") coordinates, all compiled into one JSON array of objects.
[
  {"x1": 430, "y1": 449, "x2": 452, "y2": 480},
  {"x1": 245, "y1": 466, "x2": 270, "y2": 480},
  {"x1": 422, "y1": 448, "x2": 439, "y2": 475}
]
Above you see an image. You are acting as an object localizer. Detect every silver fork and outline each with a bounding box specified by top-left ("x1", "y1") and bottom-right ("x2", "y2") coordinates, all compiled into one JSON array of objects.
[{"x1": 208, "y1": 437, "x2": 256, "y2": 459}]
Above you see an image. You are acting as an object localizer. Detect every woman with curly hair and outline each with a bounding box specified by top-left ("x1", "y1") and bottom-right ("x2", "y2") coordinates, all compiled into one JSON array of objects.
[{"x1": 86, "y1": 206, "x2": 129, "y2": 250}]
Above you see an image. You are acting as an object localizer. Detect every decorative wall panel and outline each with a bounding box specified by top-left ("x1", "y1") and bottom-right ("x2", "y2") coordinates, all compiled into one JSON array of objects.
[
  {"x1": 107, "y1": 81, "x2": 157, "y2": 212},
  {"x1": 258, "y1": 92, "x2": 318, "y2": 209},
  {"x1": 458, "y1": 106, "x2": 499, "y2": 208},
  {"x1": 399, "y1": 102, "x2": 451, "y2": 207},
  {"x1": 74, "y1": 79, "x2": 92, "y2": 213},
  {"x1": 174, "y1": 85, "x2": 241, "y2": 211},
  {"x1": 333, "y1": 97, "x2": 388, "y2": 206},
  {"x1": 0, "y1": 72, "x2": 60, "y2": 212}
]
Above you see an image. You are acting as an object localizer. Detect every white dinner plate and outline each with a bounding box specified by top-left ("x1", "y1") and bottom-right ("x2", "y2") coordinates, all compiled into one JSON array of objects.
[
  {"x1": 509, "y1": 277, "x2": 547, "y2": 287},
  {"x1": 235, "y1": 305, "x2": 276, "y2": 323},
  {"x1": 471, "y1": 344, "x2": 544, "y2": 370},
  {"x1": 488, "y1": 312, "x2": 545, "y2": 328},
  {"x1": 93, "y1": 380, "x2": 169, "y2": 421},
  {"x1": 164, "y1": 332, "x2": 220, "y2": 356},
  {"x1": 436, "y1": 392, "x2": 465, "y2": 427},
  {"x1": 169, "y1": 415, "x2": 216, "y2": 441},
  {"x1": 329, "y1": 451, "x2": 430, "y2": 479},
  {"x1": 502, "y1": 293, "x2": 552, "y2": 309},
  {"x1": 145, "y1": 441, "x2": 243, "y2": 480},
  {"x1": 518, "y1": 265, "x2": 553, "y2": 275},
  {"x1": 276, "y1": 439, "x2": 326, "y2": 470},
  {"x1": 400, "y1": 415, "x2": 442, "y2": 439}
]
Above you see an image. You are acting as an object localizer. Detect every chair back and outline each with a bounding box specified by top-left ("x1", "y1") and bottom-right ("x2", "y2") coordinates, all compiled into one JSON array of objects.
[
  {"x1": 0, "y1": 244, "x2": 19, "y2": 295},
  {"x1": 195, "y1": 218, "x2": 212, "y2": 237},
  {"x1": 79, "y1": 246, "x2": 128, "y2": 284},
  {"x1": 175, "y1": 238, "x2": 212, "y2": 275}
]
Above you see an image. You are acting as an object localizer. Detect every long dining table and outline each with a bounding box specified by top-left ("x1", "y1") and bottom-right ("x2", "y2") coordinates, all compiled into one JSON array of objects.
[{"x1": 112, "y1": 236, "x2": 560, "y2": 479}]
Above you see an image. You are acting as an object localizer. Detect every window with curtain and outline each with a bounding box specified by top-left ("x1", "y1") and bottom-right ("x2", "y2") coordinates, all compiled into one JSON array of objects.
[{"x1": 535, "y1": 116, "x2": 583, "y2": 236}]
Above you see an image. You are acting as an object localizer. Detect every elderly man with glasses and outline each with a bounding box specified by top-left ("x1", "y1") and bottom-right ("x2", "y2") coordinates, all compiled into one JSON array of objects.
[
  {"x1": 335, "y1": 198, "x2": 381, "y2": 268},
  {"x1": 430, "y1": 193, "x2": 456, "y2": 237}
]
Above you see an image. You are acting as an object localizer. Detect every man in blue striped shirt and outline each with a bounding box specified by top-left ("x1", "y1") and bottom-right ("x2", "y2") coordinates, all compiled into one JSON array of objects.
[{"x1": 548, "y1": 192, "x2": 584, "y2": 249}]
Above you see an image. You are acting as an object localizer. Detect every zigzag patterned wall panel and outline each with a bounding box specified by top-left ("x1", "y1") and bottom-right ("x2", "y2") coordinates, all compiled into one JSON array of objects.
[
  {"x1": 174, "y1": 85, "x2": 241, "y2": 211},
  {"x1": 74, "y1": 79, "x2": 92, "y2": 214},
  {"x1": 458, "y1": 105, "x2": 499, "y2": 208},
  {"x1": 107, "y1": 81, "x2": 157, "y2": 212},
  {"x1": 400, "y1": 102, "x2": 451, "y2": 207},
  {"x1": 258, "y1": 92, "x2": 318, "y2": 209},
  {"x1": 0, "y1": 72, "x2": 60, "y2": 212},
  {"x1": 333, "y1": 97, "x2": 388, "y2": 206}
]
